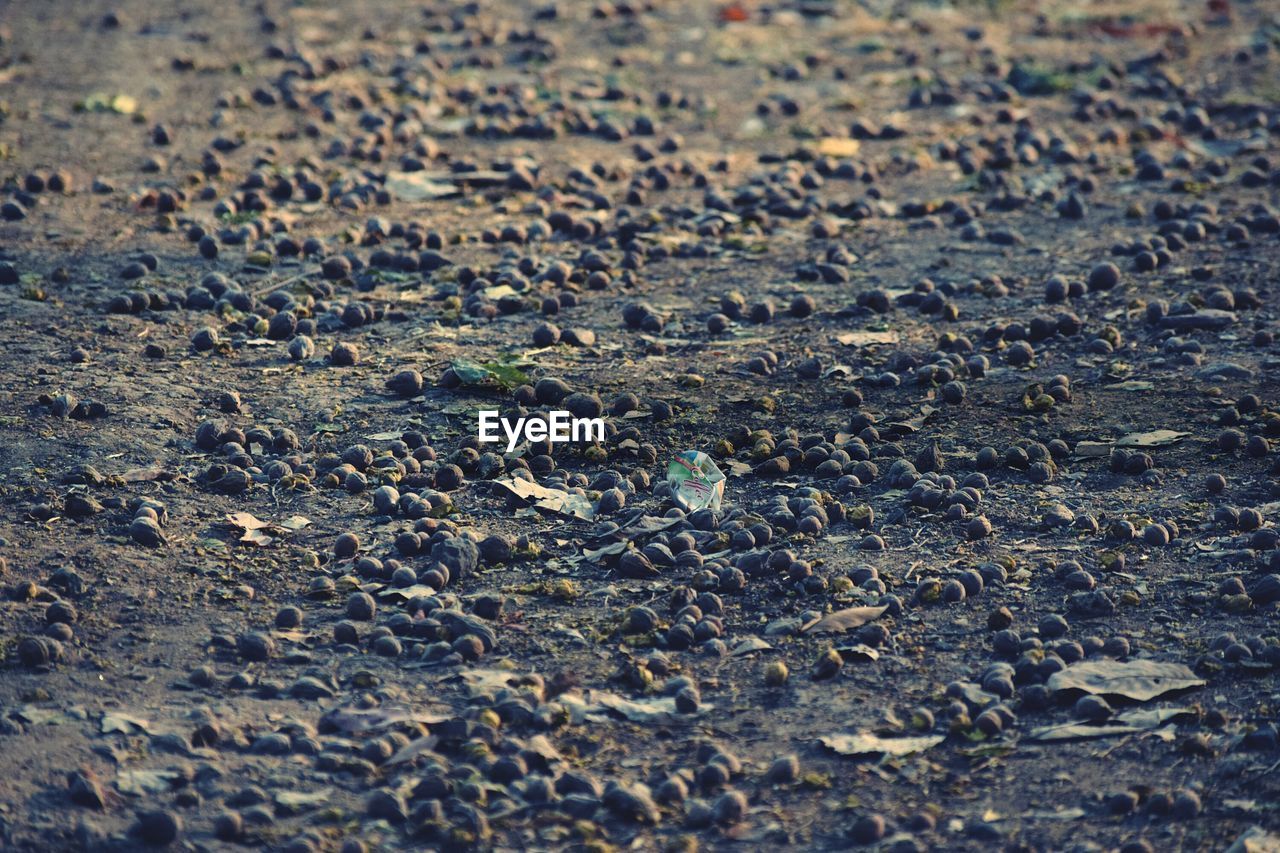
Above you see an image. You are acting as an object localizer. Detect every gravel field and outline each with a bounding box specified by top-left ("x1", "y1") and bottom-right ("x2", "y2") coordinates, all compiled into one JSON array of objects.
[{"x1": 1, "y1": 1, "x2": 1280, "y2": 850}]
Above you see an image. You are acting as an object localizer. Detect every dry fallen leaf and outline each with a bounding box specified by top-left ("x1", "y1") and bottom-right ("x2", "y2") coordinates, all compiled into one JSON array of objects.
[
  {"x1": 731, "y1": 637, "x2": 774, "y2": 657},
  {"x1": 493, "y1": 477, "x2": 595, "y2": 520},
  {"x1": 1073, "y1": 441, "x2": 1112, "y2": 457},
  {"x1": 101, "y1": 713, "x2": 150, "y2": 735},
  {"x1": 820, "y1": 731, "x2": 945, "y2": 757},
  {"x1": 224, "y1": 511, "x2": 309, "y2": 545},
  {"x1": 802, "y1": 605, "x2": 889, "y2": 634},
  {"x1": 1225, "y1": 826, "x2": 1280, "y2": 853},
  {"x1": 241, "y1": 528, "x2": 274, "y2": 546},
  {"x1": 120, "y1": 466, "x2": 171, "y2": 483},
  {"x1": 116, "y1": 769, "x2": 181, "y2": 796},
  {"x1": 385, "y1": 171, "x2": 460, "y2": 201},
  {"x1": 559, "y1": 691, "x2": 712, "y2": 725},
  {"x1": 225, "y1": 511, "x2": 269, "y2": 530},
  {"x1": 1047, "y1": 660, "x2": 1205, "y2": 702},
  {"x1": 1027, "y1": 707, "x2": 1196, "y2": 742},
  {"x1": 319, "y1": 705, "x2": 450, "y2": 734},
  {"x1": 1115, "y1": 429, "x2": 1189, "y2": 449},
  {"x1": 835, "y1": 330, "x2": 897, "y2": 346},
  {"x1": 835, "y1": 643, "x2": 881, "y2": 662},
  {"x1": 816, "y1": 137, "x2": 862, "y2": 157},
  {"x1": 275, "y1": 789, "x2": 333, "y2": 811}
]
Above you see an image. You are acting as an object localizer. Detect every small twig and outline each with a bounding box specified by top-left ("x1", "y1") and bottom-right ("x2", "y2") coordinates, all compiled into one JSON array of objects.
[
  {"x1": 252, "y1": 267, "x2": 318, "y2": 297},
  {"x1": 1255, "y1": 757, "x2": 1280, "y2": 777}
]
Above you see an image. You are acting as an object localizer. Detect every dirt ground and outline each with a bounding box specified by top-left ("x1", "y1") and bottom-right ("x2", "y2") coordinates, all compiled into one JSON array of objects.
[{"x1": 1, "y1": 0, "x2": 1279, "y2": 850}]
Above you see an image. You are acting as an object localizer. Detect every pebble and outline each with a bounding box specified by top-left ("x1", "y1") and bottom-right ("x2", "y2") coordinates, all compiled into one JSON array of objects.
[{"x1": 67, "y1": 769, "x2": 107, "y2": 809}]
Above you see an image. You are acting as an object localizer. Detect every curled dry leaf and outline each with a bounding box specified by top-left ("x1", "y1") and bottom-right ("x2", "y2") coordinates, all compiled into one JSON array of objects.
[
  {"x1": 1027, "y1": 707, "x2": 1197, "y2": 742},
  {"x1": 834, "y1": 643, "x2": 880, "y2": 662},
  {"x1": 319, "y1": 705, "x2": 450, "y2": 734}
]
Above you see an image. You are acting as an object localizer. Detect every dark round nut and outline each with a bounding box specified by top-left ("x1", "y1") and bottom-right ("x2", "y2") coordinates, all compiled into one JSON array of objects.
[
  {"x1": 45, "y1": 601, "x2": 77, "y2": 625},
  {"x1": 275, "y1": 606, "x2": 303, "y2": 629},
  {"x1": 789, "y1": 294, "x2": 816, "y2": 318},
  {"x1": 334, "y1": 532, "x2": 360, "y2": 558},
  {"x1": 1038, "y1": 614, "x2": 1070, "y2": 639},
  {"x1": 18, "y1": 636, "x2": 58, "y2": 668},
  {"x1": 749, "y1": 300, "x2": 775, "y2": 324},
  {"x1": 987, "y1": 607, "x2": 1013, "y2": 631},
  {"x1": 386, "y1": 369, "x2": 424, "y2": 397},
  {"x1": 214, "y1": 811, "x2": 244, "y2": 841},
  {"x1": 1171, "y1": 789, "x2": 1202, "y2": 819},
  {"x1": 133, "y1": 810, "x2": 183, "y2": 846},
  {"x1": 812, "y1": 648, "x2": 843, "y2": 680},
  {"x1": 236, "y1": 632, "x2": 275, "y2": 662},
  {"x1": 1088, "y1": 262, "x2": 1120, "y2": 291},
  {"x1": 764, "y1": 754, "x2": 800, "y2": 784},
  {"x1": 851, "y1": 814, "x2": 887, "y2": 844},
  {"x1": 966, "y1": 516, "x2": 993, "y2": 539},
  {"x1": 532, "y1": 322, "x2": 560, "y2": 346},
  {"x1": 346, "y1": 592, "x2": 377, "y2": 621},
  {"x1": 1108, "y1": 791, "x2": 1140, "y2": 814},
  {"x1": 329, "y1": 340, "x2": 360, "y2": 366},
  {"x1": 1074, "y1": 694, "x2": 1112, "y2": 721}
]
